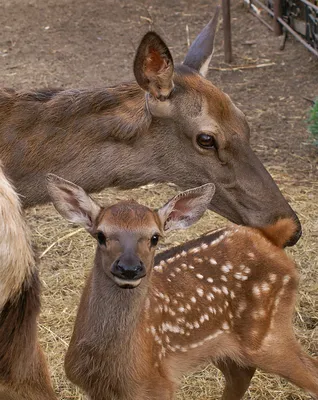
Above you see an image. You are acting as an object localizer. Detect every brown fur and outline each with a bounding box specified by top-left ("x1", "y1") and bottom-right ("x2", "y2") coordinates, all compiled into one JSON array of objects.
[
  {"x1": 257, "y1": 218, "x2": 297, "y2": 248},
  {"x1": 0, "y1": 165, "x2": 56, "y2": 399},
  {"x1": 63, "y1": 199, "x2": 317, "y2": 400}
]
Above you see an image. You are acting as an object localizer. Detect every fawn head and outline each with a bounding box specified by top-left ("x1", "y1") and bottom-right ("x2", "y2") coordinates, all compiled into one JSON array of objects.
[{"x1": 47, "y1": 174, "x2": 215, "y2": 289}]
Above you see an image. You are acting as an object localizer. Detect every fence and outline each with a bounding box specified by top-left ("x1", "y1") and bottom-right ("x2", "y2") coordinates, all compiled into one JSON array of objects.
[{"x1": 222, "y1": 0, "x2": 318, "y2": 61}]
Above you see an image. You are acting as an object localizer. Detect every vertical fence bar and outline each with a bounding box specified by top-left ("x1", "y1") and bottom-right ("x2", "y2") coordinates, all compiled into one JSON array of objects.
[
  {"x1": 273, "y1": 0, "x2": 283, "y2": 35},
  {"x1": 222, "y1": 0, "x2": 232, "y2": 63}
]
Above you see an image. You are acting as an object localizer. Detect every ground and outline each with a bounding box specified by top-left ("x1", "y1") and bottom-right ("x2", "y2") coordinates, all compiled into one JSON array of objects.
[{"x1": 1, "y1": 0, "x2": 318, "y2": 399}]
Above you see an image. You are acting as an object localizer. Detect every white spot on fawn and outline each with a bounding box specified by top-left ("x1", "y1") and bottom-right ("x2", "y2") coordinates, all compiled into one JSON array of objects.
[
  {"x1": 196, "y1": 273, "x2": 204, "y2": 280},
  {"x1": 244, "y1": 266, "x2": 251, "y2": 274},
  {"x1": 222, "y1": 322, "x2": 230, "y2": 330},
  {"x1": 261, "y1": 282, "x2": 270, "y2": 292},
  {"x1": 206, "y1": 293, "x2": 214, "y2": 301},
  {"x1": 222, "y1": 286, "x2": 229, "y2": 295},
  {"x1": 269, "y1": 273, "x2": 277, "y2": 283},
  {"x1": 209, "y1": 258, "x2": 217, "y2": 265},
  {"x1": 252, "y1": 285, "x2": 261, "y2": 297},
  {"x1": 196, "y1": 288, "x2": 204, "y2": 297},
  {"x1": 234, "y1": 272, "x2": 242, "y2": 280},
  {"x1": 221, "y1": 263, "x2": 232, "y2": 273}
]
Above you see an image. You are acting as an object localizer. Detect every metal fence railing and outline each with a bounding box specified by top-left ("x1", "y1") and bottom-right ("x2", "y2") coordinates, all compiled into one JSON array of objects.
[
  {"x1": 220, "y1": 1, "x2": 317, "y2": 62},
  {"x1": 249, "y1": 0, "x2": 318, "y2": 57}
]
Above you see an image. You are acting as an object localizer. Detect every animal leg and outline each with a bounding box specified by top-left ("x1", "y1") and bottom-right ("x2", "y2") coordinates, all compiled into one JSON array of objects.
[{"x1": 215, "y1": 358, "x2": 255, "y2": 400}]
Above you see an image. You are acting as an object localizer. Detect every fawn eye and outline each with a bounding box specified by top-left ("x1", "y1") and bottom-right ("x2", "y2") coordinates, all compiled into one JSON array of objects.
[
  {"x1": 150, "y1": 234, "x2": 159, "y2": 247},
  {"x1": 97, "y1": 231, "x2": 106, "y2": 246},
  {"x1": 196, "y1": 133, "x2": 217, "y2": 149}
]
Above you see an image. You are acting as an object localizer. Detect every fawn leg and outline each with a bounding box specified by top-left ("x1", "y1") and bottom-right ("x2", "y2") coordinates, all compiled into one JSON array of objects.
[
  {"x1": 215, "y1": 358, "x2": 255, "y2": 400},
  {"x1": 254, "y1": 337, "x2": 318, "y2": 399}
]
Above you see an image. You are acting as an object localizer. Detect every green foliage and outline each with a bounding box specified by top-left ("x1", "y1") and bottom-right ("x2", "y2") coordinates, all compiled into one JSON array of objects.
[{"x1": 308, "y1": 98, "x2": 318, "y2": 145}]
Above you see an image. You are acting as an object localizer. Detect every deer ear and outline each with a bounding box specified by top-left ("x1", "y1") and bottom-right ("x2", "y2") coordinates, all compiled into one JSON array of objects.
[
  {"x1": 134, "y1": 32, "x2": 174, "y2": 101},
  {"x1": 183, "y1": 7, "x2": 220, "y2": 77},
  {"x1": 46, "y1": 174, "x2": 101, "y2": 233},
  {"x1": 157, "y1": 183, "x2": 215, "y2": 232}
]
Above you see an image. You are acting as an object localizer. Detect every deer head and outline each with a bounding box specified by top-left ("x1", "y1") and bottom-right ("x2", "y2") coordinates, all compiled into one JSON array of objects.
[
  {"x1": 132, "y1": 8, "x2": 301, "y2": 245},
  {"x1": 47, "y1": 174, "x2": 215, "y2": 289}
]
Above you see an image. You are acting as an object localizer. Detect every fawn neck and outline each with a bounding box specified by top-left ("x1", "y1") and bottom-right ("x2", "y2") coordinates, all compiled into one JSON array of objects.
[
  {"x1": 82, "y1": 251, "x2": 151, "y2": 349},
  {"x1": 66, "y1": 251, "x2": 154, "y2": 398}
]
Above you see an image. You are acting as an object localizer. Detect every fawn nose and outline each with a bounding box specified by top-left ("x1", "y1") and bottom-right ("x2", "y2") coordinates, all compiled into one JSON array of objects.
[{"x1": 111, "y1": 257, "x2": 146, "y2": 281}]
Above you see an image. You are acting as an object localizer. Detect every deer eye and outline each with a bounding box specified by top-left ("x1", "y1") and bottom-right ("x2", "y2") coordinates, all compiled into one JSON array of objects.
[
  {"x1": 196, "y1": 133, "x2": 217, "y2": 149},
  {"x1": 97, "y1": 231, "x2": 106, "y2": 246},
  {"x1": 150, "y1": 234, "x2": 159, "y2": 247}
]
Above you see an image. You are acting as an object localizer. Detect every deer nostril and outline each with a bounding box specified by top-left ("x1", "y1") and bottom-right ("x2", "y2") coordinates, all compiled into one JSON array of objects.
[
  {"x1": 112, "y1": 260, "x2": 146, "y2": 281},
  {"x1": 122, "y1": 268, "x2": 139, "y2": 280}
]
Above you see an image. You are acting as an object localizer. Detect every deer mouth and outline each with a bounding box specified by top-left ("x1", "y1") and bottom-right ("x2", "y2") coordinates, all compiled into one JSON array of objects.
[{"x1": 112, "y1": 276, "x2": 142, "y2": 289}]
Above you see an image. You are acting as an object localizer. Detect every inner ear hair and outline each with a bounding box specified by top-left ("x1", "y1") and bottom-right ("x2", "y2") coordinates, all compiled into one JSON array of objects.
[{"x1": 134, "y1": 32, "x2": 174, "y2": 100}]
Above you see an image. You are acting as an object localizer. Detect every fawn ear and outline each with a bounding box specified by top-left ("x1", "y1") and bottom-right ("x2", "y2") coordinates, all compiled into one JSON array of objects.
[
  {"x1": 157, "y1": 183, "x2": 215, "y2": 232},
  {"x1": 183, "y1": 7, "x2": 220, "y2": 77},
  {"x1": 46, "y1": 174, "x2": 101, "y2": 233},
  {"x1": 134, "y1": 32, "x2": 174, "y2": 101}
]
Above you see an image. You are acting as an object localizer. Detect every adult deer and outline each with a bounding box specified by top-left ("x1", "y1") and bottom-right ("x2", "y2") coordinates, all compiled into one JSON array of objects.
[
  {"x1": 47, "y1": 174, "x2": 317, "y2": 400},
  {"x1": 0, "y1": 8, "x2": 301, "y2": 245},
  {"x1": 0, "y1": 164, "x2": 56, "y2": 400}
]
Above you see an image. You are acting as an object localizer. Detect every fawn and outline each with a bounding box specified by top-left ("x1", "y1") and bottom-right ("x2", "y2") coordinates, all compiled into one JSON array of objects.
[{"x1": 47, "y1": 174, "x2": 317, "y2": 400}]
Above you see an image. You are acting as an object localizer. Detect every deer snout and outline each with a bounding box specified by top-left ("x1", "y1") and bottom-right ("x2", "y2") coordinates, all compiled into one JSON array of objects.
[{"x1": 111, "y1": 256, "x2": 146, "y2": 288}]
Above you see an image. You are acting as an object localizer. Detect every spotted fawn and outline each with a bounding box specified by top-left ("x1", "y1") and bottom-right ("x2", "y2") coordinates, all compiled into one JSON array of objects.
[{"x1": 47, "y1": 174, "x2": 317, "y2": 400}]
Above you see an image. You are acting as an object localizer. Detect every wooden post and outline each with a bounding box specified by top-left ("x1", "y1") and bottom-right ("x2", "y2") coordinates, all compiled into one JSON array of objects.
[
  {"x1": 222, "y1": 0, "x2": 232, "y2": 63},
  {"x1": 273, "y1": 0, "x2": 283, "y2": 35}
]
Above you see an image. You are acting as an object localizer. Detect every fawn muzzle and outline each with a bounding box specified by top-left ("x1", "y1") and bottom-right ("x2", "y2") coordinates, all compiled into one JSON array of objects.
[{"x1": 111, "y1": 256, "x2": 146, "y2": 288}]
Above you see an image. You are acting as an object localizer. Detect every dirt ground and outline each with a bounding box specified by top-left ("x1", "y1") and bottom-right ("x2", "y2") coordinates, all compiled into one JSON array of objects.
[{"x1": 1, "y1": 0, "x2": 318, "y2": 399}]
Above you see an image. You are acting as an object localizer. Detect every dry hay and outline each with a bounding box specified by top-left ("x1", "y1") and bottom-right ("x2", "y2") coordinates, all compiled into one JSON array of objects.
[{"x1": 25, "y1": 172, "x2": 318, "y2": 400}]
